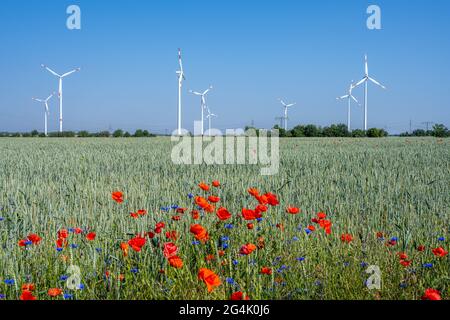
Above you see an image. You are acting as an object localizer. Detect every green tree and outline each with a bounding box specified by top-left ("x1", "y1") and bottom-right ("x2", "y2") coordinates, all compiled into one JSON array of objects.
[
  {"x1": 432, "y1": 124, "x2": 448, "y2": 137},
  {"x1": 113, "y1": 129, "x2": 124, "y2": 138},
  {"x1": 78, "y1": 131, "x2": 90, "y2": 137}
]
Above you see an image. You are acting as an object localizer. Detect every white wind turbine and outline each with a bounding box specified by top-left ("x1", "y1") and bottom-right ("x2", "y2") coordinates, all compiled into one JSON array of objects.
[
  {"x1": 354, "y1": 54, "x2": 386, "y2": 131},
  {"x1": 32, "y1": 92, "x2": 55, "y2": 136},
  {"x1": 176, "y1": 48, "x2": 186, "y2": 136},
  {"x1": 189, "y1": 86, "x2": 213, "y2": 135},
  {"x1": 278, "y1": 99, "x2": 296, "y2": 131},
  {"x1": 336, "y1": 81, "x2": 360, "y2": 131},
  {"x1": 206, "y1": 108, "x2": 218, "y2": 136},
  {"x1": 41, "y1": 64, "x2": 80, "y2": 133}
]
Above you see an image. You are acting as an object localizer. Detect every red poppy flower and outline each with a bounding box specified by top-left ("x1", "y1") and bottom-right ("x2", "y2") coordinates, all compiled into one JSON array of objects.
[
  {"x1": 21, "y1": 283, "x2": 35, "y2": 291},
  {"x1": 432, "y1": 247, "x2": 448, "y2": 257},
  {"x1": 247, "y1": 223, "x2": 254, "y2": 230},
  {"x1": 256, "y1": 194, "x2": 268, "y2": 205},
  {"x1": 421, "y1": 288, "x2": 441, "y2": 300},
  {"x1": 376, "y1": 232, "x2": 384, "y2": 239},
  {"x1": 86, "y1": 232, "x2": 96, "y2": 241},
  {"x1": 130, "y1": 212, "x2": 139, "y2": 218},
  {"x1": 205, "y1": 254, "x2": 216, "y2": 262},
  {"x1": 218, "y1": 250, "x2": 225, "y2": 257},
  {"x1": 317, "y1": 212, "x2": 327, "y2": 219},
  {"x1": 260, "y1": 267, "x2": 272, "y2": 275},
  {"x1": 230, "y1": 291, "x2": 250, "y2": 300},
  {"x1": 255, "y1": 204, "x2": 268, "y2": 213},
  {"x1": 48, "y1": 288, "x2": 63, "y2": 297},
  {"x1": 190, "y1": 224, "x2": 209, "y2": 241},
  {"x1": 212, "y1": 180, "x2": 221, "y2": 187},
  {"x1": 58, "y1": 229, "x2": 69, "y2": 239},
  {"x1": 195, "y1": 196, "x2": 209, "y2": 208},
  {"x1": 120, "y1": 243, "x2": 129, "y2": 257},
  {"x1": 239, "y1": 243, "x2": 257, "y2": 255},
  {"x1": 18, "y1": 239, "x2": 27, "y2": 247},
  {"x1": 208, "y1": 196, "x2": 220, "y2": 203},
  {"x1": 112, "y1": 191, "x2": 124, "y2": 203},
  {"x1": 27, "y1": 233, "x2": 41, "y2": 245},
  {"x1": 128, "y1": 236, "x2": 146, "y2": 252},
  {"x1": 265, "y1": 193, "x2": 279, "y2": 206},
  {"x1": 400, "y1": 259, "x2": 412, "y2": 267},
  {"x1": 397, "y1": 252, "x2": 408, "y2": 260},
  {"x1": 341, "y1": 234, "x2": 353, "y2": 243},
  {"x1": 172, "y1": 215, "x2": 181, "y2": 221},
  {"x1": 216, "y1": 207, "x2": 232, "y2": 221},
  {"x1": 191, "y1": 210, "x2": 200, "y2": 220},
  {"x1": 165, "y1": 231, "x2": 178, "y2": 241},
  {"x1": 204, "y1": 204, "x2": 216, "y2": 213},
  {"x1": 20, "y1": 290, "x2": 37, "y2": 300},
  {"x1": 242, "y1": 208, "x2": 257, "y2": 220},
  {"x1": 307, "y1": 225, "x2": 316, "y2": 232},
  {"x1": 198, "y1": 182, "x2": 210, "y2": 191},
  {"x1": 417, "y1": 245, "x2": 425, "y2": 252},
  {"x1": 147, "y1": 231, "x2": 155, "y2": 239},
  {"x1": 163, "y1": 242, "x2": 178, "y2": 258},
  {"x1": 248, "y1": 188, "x2": 259, "y2": 197},
  {"x1": 198, "y1": 268, "x2": 221, "y2": 293},
  {"x1": 156, "y1": 222, "x2": 165, "y2": 229},
  {"x1": 137, "y1": 209, "x2": 147, "y2": 216},
  {"x1": 168, "y1": 256, "x2": 183, "y2": 268},
  {"x1": 286, "y1": 206, "x2": 300, "y2": 214},
  {"x1": 56, "y1": 238, "x2": 67, "y2": 248},
  {"x1": 73, "y1": 228, "x2": 83, "y2": 234}
]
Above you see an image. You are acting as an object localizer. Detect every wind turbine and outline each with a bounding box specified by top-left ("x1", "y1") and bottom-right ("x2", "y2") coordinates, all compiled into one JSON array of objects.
[
  {"x1": 176, "y1": 48, "x2": 186, "y2": 136},
  {"x1": 32, "y1": 92, "x2": 55, "y2": 136},
  {"x1": 41, "y1": 64, "x2": 80, "y2": 133},
  {"x1": 206, "y1": 108, "x2": 217, "y2": 136},
  {"x1": 278, "y1": 99, "x2": 296, "y2": 131},
  {"x1": 189, "y1": 86, "x2": 213, "y2": 136},
  {"x1": 336, "y1": 81, "x2": 359, "y2": 131},
  {"x1": 354, "y1": 54, "x2": 386, "y2": 131}
]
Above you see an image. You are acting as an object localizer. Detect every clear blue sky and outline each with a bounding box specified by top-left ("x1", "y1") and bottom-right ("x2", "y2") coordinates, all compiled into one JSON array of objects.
[{"x1": 0, "y1": 0, "x2": 449, "y2": 134}]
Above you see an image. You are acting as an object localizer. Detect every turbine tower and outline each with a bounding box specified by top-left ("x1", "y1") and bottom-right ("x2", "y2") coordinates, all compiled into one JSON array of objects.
[
  {"x1": 278, "y1": 99, "x2": 296, "y2": 131},
  {"x1": 32, "y1": 92, "x2": 55, "y2": 136},
  {"x1": 176, "y1": 49, "x2": 186, "y2": 136},
  {"x1": 354, "y1": 55, "x2": 386, "y2": 131},
  {"x1": 41, "y1": 64, "x2": 80, "y2": 133},
  {"x1": 336, "y1": 81, "x2": 359, "y2": 131},
  {"x1": 189, "y1": 86, "x2": 213, "y2": 136},
  {"x1": 206, "y1": 108, "x2": 217, "y2": 136}
]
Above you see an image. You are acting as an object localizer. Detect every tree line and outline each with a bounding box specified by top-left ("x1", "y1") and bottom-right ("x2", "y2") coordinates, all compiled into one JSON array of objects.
[
  {"x1": 399, "y1": 124, "x2": 449, "y2": 138},
  {"x1": 0, "y1": 129, "x2": 156, "y2": 138},
  {"x1": 267, "y1": 124, "x2": 389, "y2": 138}
]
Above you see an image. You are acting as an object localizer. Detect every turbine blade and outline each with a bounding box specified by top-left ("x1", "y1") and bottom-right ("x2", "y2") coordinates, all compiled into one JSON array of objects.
[
  {"x1": 41, "y1": 64, "x2": 60, "y2": 77},
  {"x1": 368, "y1": 77, "x2": 386, "y2": 89},
  {"x1": 61, "y1": 68, "x2": 81, "y2": 78},
  {"x1": 350, "y1": 95, "x2": 358, "y2": 103},
  {"x1": 365, "y1": 54, "x2": 368, "y2": 75},
  {"x1": 354, "y1": 78, "x2": 366, "y2": 87},
  {"x1": 337, "y1": 95, "x2": 349, "y2": 100}
]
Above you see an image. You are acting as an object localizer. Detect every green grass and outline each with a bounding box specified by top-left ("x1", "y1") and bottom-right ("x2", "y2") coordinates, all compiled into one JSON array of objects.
[{"x1": 0, "y1": 137, "x2": 448, "y2": 300}]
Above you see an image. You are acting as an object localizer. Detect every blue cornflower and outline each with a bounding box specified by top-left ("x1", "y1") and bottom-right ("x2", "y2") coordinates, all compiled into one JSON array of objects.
[
  {"x1": 297, "y1": 225, "x2": 303, "y2": 231},
  {"x1": 390, "y1": 237, "x2": 398, "y2": 242},
  {"x1": 314, "y1": 280, "x2": 322, "y2": 286},
  {"x1": 0, "y1": 294, "x2": 5, "y2": 299},
  {"x1": 232, "y1": 259, "x2": 239, "y2": 266},
  {"x1": 222, "y1": 243, "x2": 229, "y2": 250},
  {"x1": 63, "y1": 293, "x2": 73, "y2": 299},
  {"x1": 24, "y1": 240, "x2": 32, "y2": 246},
  {"x1": 95, "y1": 248, "x2": 102, "y2": 253},
  {"x1": 296, "y1": 257, "x2": 305, "y2": 262},
  {"x1": 256, "y1": 227, "x2": 262, "y2": 231},
  {"x1": 191, "y1": 240, "x2": 200, "y2": 245},
  {"x1": 360, "y1": 262, "x2": 368, "y2": 268},
  {"x1": 343, "y1": 262, "x2": 350, "y2": 267},
  {"x1": 4, "y1": 279, "x2": 14, "y2": 285},
  {"x1": 438, "y1": 237, "x2": 445, "y2": 242},
  {"x1": 69, "y1": 228, "x2": 74, "y2": 233},
  {"x1": 423, "y1": 263, "x2": 433, "y2": 268},
  {"x1": 256, "y1": 218, "x2": 263, "y2": 223},
  {"x1": 399, "y1": 282, "x2": 408, "y2": 289},
  {"x1": 305, "y1": 229, "x2": 312, "y2": 235},
  {"x1": 70, "y1": 244, "x2": 78, "y2": 249},
  {"x1": 275, "y1": 256, "x2": 282, "y2": 261},
  {"x1": 131, "y1": 268, "x2": 139, "y2": 273},
  {"x1": 226, "y1": 278, "x2": 235, "y2": 285},
  {"x1": 188, "y1": 193, "x2": 194, "y2": 199},
  {"x1": 171, "y1": 205, "x2": 179, "y2": 210},
  {"x1": 221, "y1": 236, "x2": 230, "y2": 242},
  {"x1": 78, "y1": 283, "x2": 85, "y2": 290},
  {"x1": 56, "y1": 247, "x2": 63, "y2": 252},
  {"x1": 160, "y1": 207, "x2": 170, "y2": 212},
  {"x1": 292, "y1": 236, "x2": 299, "y2": 241},
  {"x1": 0, "y1": 217, "x2": 4, "y2": 221},
  {"x1": 225, "y1": 224, "x2": 234, "y2": 229},
  {"x1": 60, "y1": 275, "x2": 69, "y2": 281}
]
